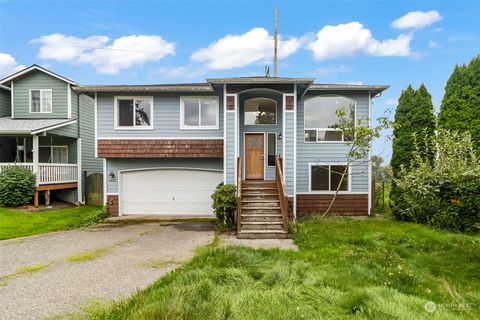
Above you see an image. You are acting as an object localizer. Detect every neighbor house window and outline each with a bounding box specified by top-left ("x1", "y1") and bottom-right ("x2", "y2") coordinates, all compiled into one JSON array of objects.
[
  {"x1": 39, "y1": 146, "x2": 68, "y2": 164},
  {"x1": 180, "y1": 97, "x2": 219, "y2": 129},
  {"x1": 244, "y1": 98, "x2": 277, "y2": 125},
  {"x1": 30, "y1": 89, "x2": 52, "y2": 113},
  {"x1": 310, "y1": 164, "x2": 349, "y2": 191},
  {"x1": 304, "y1": 96, "x2": 355, "y2": 142},
  {"x1": 267, "y1": 133, "x2": 276, "y2": 166},
  {"x1": 115, "y1": 97, "x2": 153, "y2": 129}
]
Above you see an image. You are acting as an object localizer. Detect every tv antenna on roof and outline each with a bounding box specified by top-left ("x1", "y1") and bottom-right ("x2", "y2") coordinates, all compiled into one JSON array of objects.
[{"x1": 273, "y1": 1, "x2": 278, "y2": 78}]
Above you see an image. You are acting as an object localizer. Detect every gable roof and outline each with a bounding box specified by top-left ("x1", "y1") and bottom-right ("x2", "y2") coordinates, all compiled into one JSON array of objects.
[
  {"x1": 0, "y1": 64, "x2": 77, "y2": 86},
  {"x1": 0, "y1": 116, "x2": 77, "y2": 135}
]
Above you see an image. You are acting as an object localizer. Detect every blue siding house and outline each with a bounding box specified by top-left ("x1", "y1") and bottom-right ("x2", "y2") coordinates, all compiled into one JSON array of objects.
[{"x1": 1, "y1": 65, "x2": 388, "y2": 238}]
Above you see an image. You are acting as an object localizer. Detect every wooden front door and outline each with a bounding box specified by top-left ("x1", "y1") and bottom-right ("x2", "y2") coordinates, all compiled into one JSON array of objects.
[{"x1": 245, "y1": 133, "x2": 264, "y2": 179}]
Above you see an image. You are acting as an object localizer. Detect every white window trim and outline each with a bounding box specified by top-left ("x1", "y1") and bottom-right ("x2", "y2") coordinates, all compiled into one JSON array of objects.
[
  {"x1": 303, "y1": 95, "x2": 356, "y2": 144},
  {"x1": 244, "y1": 97, "x2": 278, "y2": 126},
  {"x1": 114, "y1": 96, "x2": 154, "y2": 130},
  {"x1": 180, "y1": 96, "x2": 220, "y2": 130},
  {"x1": 39, "y1": 145, "x2": 69, "y2": 163},
  {"x1": 29, "y1": 89, "x2": 52, "y2": 113},
  {"x1": 308, "y1": 162, "x2": 351, "y2": 193},
  {"x1": 266, "y1": 132, "x2": 277, "y2": 167}
]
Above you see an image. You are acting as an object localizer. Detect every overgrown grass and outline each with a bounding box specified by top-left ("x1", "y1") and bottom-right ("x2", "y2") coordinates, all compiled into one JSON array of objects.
[
  {"x1": 80, "y1": 218, "x2": 480, "y2": 319},
  {"x1": 375, "y1": 182, "x2": 392, "y2": 216},
  {"x1": 65, "y1": 248, "x2": 113, "y2": 262},
  {"x1": 0, "y1": 205, "x2": 102, "y2": 240}
]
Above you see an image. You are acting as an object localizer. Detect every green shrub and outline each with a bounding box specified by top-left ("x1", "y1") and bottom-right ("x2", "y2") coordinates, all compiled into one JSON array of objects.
[
  {"x1": 77, "y1": 206, "x2": 109, "y2": 229},
  {"x1": 211, "y1": 183, "x2": 236, "y2": 229},
  {"x1": 392, "y1": 129, "x2": 480, "y2": 233},
  {"x1": 0, "y1": 166, "x2": 36, "y2": 207}
]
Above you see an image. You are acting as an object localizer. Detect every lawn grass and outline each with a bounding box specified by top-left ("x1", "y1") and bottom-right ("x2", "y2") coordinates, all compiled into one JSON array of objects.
[
  {"x1": 83, "y1": 218, "x2": 480, "y2": 319},
  {"x1": 0, "y1": 205, "x2": 101, "y2": 240}
]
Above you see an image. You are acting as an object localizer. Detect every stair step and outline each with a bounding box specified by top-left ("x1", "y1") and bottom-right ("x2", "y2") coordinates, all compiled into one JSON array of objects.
[
  {"x1": 241, "y1": 216, "x2": 283, "y2": 223},
  {"x1": 241, "y1": 221, "x2": 284, "y2": 229},
  {"x1": 242, "y1": 206, "x2": 281, "y2": 211},
  {"x1": 237, "y1": 230, "x2": 288, "y2": 239},
  {"x1": 242, "y1": 199, "x2": 279, "y2": 203},
  {"x1": 242, "y1": 187, "x2": 278, "y2": 191}
]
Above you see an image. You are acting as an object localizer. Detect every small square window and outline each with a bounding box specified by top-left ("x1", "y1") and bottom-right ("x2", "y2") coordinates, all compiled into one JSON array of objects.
[
  {"x1": 30, "y1": 89, "x2": 52, "y2": 113},
  {"x1": 310, "y1": 164, "x2": 349, "y2": 191},
  {"x1": 116, "y1": 97, "x2": 153, "y2": 129}
]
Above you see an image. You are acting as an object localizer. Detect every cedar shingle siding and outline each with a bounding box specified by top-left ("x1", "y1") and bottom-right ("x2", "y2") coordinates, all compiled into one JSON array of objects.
[{"x1": 97, "y1": 139, "x2": 223, "y2": 158}]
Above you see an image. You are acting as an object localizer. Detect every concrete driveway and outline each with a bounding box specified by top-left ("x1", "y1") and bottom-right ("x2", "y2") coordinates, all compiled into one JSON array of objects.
[{"x1": 0, "y1": 221, "x2": 215, "y2": 320}]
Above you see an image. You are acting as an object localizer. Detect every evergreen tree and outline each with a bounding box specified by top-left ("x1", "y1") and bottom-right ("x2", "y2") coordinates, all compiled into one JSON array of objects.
[
  {"x1": 439, "y1": 54, "x2": 480, "y2": 153},
  {"x1": 390, "y1": 84, "x2": 436, "y2": 208}
]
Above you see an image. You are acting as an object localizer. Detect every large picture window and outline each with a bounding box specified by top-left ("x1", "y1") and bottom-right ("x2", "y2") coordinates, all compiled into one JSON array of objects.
[
  {"x1": 244, "y1": 98, "x2": 277, "y2": 125},
  {"x1": 310, "y1": 164, "x2": 349, "y2": 191},
  {"x1": 304, "y1": 96, "x2": 355, "y2": 142},
  {"x1": 180, "y1": 97, "x2": 219, "y2": 129},
  {"x1": 115, "y1": 97, "x2": 153, "y2": 129},
  {"x1": 30, "y1": 89, "x2": 52, "y2": 113}
]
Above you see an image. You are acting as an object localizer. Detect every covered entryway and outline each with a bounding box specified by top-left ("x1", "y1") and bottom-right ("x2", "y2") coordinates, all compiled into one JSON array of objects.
[{"x1": 119, "y1": 168, "x2": 223, "y2": 215}]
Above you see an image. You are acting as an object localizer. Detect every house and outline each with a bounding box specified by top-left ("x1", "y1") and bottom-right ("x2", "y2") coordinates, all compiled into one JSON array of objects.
[
  {"x1": 0, "y1": 65, "x2": 102, "y2": 206},
  {"x1": 0, "y1": 65, "x2": 388, "y2": 238}
]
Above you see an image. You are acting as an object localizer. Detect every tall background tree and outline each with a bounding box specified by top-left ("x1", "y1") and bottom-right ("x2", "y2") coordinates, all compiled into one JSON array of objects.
[
  {"x1": 390, "y1": 84, "x2": 436, "y2": 207},
  {"x1": 438, "y1": 54, "x2": 480, "y2": 153}
]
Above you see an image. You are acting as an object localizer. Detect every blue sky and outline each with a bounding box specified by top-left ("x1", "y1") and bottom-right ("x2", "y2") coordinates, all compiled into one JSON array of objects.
[{"x1": 1, "y1": 0, "x2": 479, "y2": 162}]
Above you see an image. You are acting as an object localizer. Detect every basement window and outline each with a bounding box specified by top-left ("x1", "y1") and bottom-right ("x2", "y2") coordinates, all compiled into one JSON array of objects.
[{"x1": 310, "y1": 164, "x2": 349, "y2": 191}]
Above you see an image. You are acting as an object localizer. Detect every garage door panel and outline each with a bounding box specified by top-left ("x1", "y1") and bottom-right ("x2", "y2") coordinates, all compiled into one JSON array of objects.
[{"x1": 121, "y1": 169, "x2": 222, "y2": 215}]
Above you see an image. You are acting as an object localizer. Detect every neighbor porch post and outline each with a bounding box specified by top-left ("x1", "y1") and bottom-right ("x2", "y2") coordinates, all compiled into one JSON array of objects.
[
  {"x1": 32, "y1": 134, "x2": 39, "y2": 207},
  {"x1": 77, "y1": 138, "x2": 82, "y2": 205}
]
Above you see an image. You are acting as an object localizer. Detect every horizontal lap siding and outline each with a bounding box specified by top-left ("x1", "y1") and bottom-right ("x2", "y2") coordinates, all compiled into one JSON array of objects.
[
  {"x1": 225, "y1": 112, "x2": 235, "y2": 184},
  {"x1": 13, "y1": 70, "x2": 69, "y2": 119},
  {"x1": 106, "y1": 158, "x2": 223, "y2": 194},
  {"x1": 296, "y1": 91, "x2": 369, "y2": 193},
  {"x1": 285, "y1": 111, "x2": 295, "y2": 194},
  {"x1": 97, "y1": 90, "x2": 224, "y2": 138},
  {"x1": 50, "y1": 88, "x2": 78, "y2": 138},
  {"x1": 79, "y1": 94, "x2": 102, "y2": 174},
  {"x1": 0, "y1": 89, "x2": 10, "y2": 117}
]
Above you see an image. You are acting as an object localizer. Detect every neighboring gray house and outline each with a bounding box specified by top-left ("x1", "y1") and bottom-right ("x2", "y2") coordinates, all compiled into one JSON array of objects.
[
  {"x1": 0, "y1": 65, "x2": 388, "y2": 238},
  {"x1": 0, "y1": 65, "x2": 102, "y2": 206}
]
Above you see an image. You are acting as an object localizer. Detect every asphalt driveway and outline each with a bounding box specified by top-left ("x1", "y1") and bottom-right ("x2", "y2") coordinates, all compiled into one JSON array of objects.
[{"x1": 0, "y1": 221, "x2": 215, "y2": 320}]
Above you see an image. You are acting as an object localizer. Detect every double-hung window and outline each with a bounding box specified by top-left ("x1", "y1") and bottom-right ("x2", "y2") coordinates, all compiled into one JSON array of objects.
[
  {"x1": 30, "y1": 89, "x2": 52, "y2": 113},
  {"x1": 115, "y1": 97, "x2": 153, "y2": 129},
  {"x1": 180, "y1": 97, "x2": 219, "y2": 129},
  {"x1": 304, "y1": 96, "x2": 355, "y2": 142},
  {"x1": 310, "y1": 164, "x2": 349, "y2": 192}
]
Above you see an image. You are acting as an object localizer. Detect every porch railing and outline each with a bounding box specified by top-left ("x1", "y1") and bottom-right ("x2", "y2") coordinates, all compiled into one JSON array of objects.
[
  {"x1": 275, "y1": 156, "x2": 289, "y2": 232},
  {"x1": 0, "y1": 163, "x2": 78, "y2": 185}
]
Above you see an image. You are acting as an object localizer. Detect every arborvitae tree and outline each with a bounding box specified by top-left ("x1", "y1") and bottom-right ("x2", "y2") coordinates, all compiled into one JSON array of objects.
[
  {"x1": 390, "y1": 84, "x2": 436, "y2": 209},
  {"x1": 439, "y1": 54, "x2": 480, "y2": 153}
]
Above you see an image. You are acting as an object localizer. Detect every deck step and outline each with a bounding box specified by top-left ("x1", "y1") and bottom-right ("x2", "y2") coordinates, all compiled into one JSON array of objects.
[
  {"x1": 237, "y1": 230, "x2": 288, "y2": 239},
  {"x1": 241, "y1": 221, "x2": 284, "y2": 230}
]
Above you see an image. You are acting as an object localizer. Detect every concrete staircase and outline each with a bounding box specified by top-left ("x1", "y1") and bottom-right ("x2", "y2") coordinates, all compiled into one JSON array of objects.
[{"x1": 237, "y1": 180, "x2": 288, "y2": 239}]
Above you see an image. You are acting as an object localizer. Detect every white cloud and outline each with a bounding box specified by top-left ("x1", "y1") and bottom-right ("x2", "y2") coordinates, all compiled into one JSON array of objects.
[
  {"x1": 32, "y1": 33, "x2": 175, "y2": 74},
  {"x1": 312, "y1": 65, "x2": 352, "y2": 77},
  {"x1": 428, "y1": 40, "x2": 439, "y2": 48},
  {"x1": 0, "y1": 53, "x2": 25, "y2": 78},
  {"x1": 391, "y1": 10, "x2": 442, "y2": 29},
  {"x1": 191, "y1": 27, "x2": 302, "y2": 69},
  {"x1": 307, "y1": 22, "x2": 412, "y2": 61}
]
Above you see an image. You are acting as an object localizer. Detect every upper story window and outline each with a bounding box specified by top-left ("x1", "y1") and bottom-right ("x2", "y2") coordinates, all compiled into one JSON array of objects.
[
  {"x1": 244, "y1": 98, "x2": 277, "y2": 125},
  {"x1": 304, "y1": 95, "x2": 355, "y2": 142},
  {"x1": 180, "y1": 97, "x2": 219, "y2": 130},
  {"x1": 115, "y1": 97, "x2": 153, "y2": 130},
  {"x1": 30, "y1": 89, "x2": 52, "y2": 113}
]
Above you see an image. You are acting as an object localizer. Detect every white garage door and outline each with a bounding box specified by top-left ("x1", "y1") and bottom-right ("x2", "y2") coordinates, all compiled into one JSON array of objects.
[{"x1": 120, "y1": 168, "x2": 223, "y2": 215}]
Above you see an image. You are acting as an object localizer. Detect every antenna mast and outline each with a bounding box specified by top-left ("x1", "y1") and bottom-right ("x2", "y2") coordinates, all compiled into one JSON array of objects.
[{"x1": 274, "y1": 2, "x2": 278, "y2": 78}]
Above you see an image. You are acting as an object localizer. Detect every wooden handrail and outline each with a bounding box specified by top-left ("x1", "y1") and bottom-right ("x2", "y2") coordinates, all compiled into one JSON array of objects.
[
  {"x1": 275, "y1": 156, "x2": 289, "y2": 232},
  {"x1": 236, "y1": 156, "x2": 242, "y2": 233}
]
